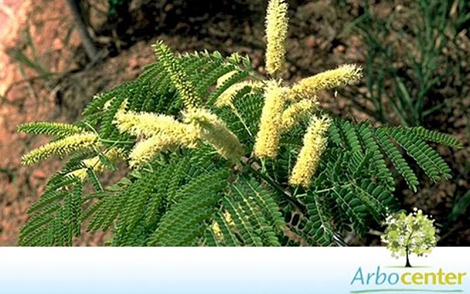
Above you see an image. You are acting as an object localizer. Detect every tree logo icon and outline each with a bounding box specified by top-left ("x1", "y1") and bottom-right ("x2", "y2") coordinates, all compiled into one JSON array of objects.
[{"x1": 381, "y1": 209, "x2": 438, "y2": 268}]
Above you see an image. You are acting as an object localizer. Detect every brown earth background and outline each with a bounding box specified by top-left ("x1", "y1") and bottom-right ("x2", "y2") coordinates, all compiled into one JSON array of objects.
[{"x1": 0, "y1": 0, "x2": 469, "y2": 246}]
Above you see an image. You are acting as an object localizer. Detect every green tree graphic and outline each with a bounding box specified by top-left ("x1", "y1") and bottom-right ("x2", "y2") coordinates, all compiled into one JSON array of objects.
[{"x1": 382, "y1": 209, "x2": 438, "y2": 267}]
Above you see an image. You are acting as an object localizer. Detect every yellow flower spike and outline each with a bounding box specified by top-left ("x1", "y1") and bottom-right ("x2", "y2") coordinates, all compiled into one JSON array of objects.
[
  {"x1": 280, "y1": 99, "x2": 317, "y2": 133},
  {"x1": 211, "y1": 221, "x2": 224, "y2": 242},
  {"x1": 68, "y1": 169, "x2": 88, "y2": 181},
  {"x1": 103, "y1": 98, "x2": 114, "y2": 110},
  {"x1": 68, "y1": 147, "x2": 126, "y2": 180},
  {"x1": 210, "y1": 211, "x2": 236, "y2": 243},
  {"x1": 185, "y1": 108, "x2": 244, "y2": 161},
  {"x1": 289, "y1": 64, "x2": 363, "y2": 101},
  {"x1": 223, "y1": 211, "x2": 236, "y2": 228},
  {"x1": 129, "y1": 134, "x2": 181, "y2": 168},
  {"x1": 265, "y1": 0, "x2": 289, "y2": 77},
  {"x1": 289, "y1": 115, "x2": 331, "y2": 188},
  {"x1": 217, "y1": 70, "x2": 238, "y2": 87},
  {"x1": 214, "y1": 81, "x2": 264, "y2": 109},
  {"x1": 114, "y1": 109, "x2": 198, "y2": 146},
  {"x1": 22, "y1": 133, "x2": 101, "y2": 165},
  {"x1": 254, "y1": 80, "x2": 287, "y2": 159}
]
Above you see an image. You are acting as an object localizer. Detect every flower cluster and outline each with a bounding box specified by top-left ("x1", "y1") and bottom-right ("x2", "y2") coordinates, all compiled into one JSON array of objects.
[
  {"x1": 265, "y1": 0, "x2": 288, "y2": 77},
  {"x1": 22, "y1": 132, "x2": 101, "y2": 165},
  {"x1": 114, "y1": 107, "x2": 197, "y2": 144},
  {"x1": 114, "y1": 108, "x2": 198, "y2": 168},
  {"x1": 289, "y1": 115, "x2": 331, "y2": 187},
  {"x1": 215, "y1": 81, "x2": 263, "y2": 109},
  {"x1": 254, "y1": 80, "x2": 287, "y2": 159},
  {"x1": 280, "y1": 99, "x2": 317, "y2": 133},
  {"x1": 113, "y1": 106, "x2": 244, "y2": 167},
  {"x1": 289, "y1": 64, "x2": 362, "y2": 101},
  {"x1": 68, "y1": 147, "x2": 125, "y2": 180},
  {"x1": 184, "y1": 108, "x2": 244, "y2": 161}
]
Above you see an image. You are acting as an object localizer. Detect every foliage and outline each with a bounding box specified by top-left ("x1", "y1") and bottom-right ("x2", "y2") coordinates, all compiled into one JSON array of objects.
[
  {"x1": 17, "y1": 0, "x2": 461, "y2": 246},
  {"x1": 107, "y1": 0, "x2": 130, "y2": 19},
  {"x1": 7, "y1": 27, "x2": 51, "y2": 78},
  {"x1": 449, "y1": 190, "x2": 470, "y2": 223},
  {"x1": 381, "y1": 209, "x2": 438, "y2": 267},
  {"x1": 347, "y1": 0, "x2": 470, "y2": 126}
]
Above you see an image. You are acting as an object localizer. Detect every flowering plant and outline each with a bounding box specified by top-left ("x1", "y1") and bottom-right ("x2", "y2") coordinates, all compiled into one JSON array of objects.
[{"x1": 18, "y1": 0, "x2": 460, "y2": 246}]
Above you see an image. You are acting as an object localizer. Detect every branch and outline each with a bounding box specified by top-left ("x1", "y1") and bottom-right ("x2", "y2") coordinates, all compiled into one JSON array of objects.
[
  {"x1": 243, "y1": 157, "x2": 307, "y2": 215},
  {"x1": 65, "y1": 0, "x2": 99, "y2": 61}
]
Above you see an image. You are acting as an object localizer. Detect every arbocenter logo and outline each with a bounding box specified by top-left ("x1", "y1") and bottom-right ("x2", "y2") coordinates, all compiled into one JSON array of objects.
[
  {"x1": 349, "y1": 210, "x2": 467, "y2": 293},
  {"x1": 350, "y1": 266, "x2": 467, "y2": 293}
]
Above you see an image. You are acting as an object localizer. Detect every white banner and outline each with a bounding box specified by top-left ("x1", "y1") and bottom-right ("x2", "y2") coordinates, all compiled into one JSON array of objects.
[{"x1": 0, "y1": 247, "x2": 468, "y2": 293}]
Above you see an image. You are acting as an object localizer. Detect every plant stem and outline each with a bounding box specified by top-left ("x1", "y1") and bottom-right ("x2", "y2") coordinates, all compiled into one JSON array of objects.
[
  {"x1": 65, "y1": 0, "x2": 99, "y2": 61},
  {"x1": 314, "y1": 183, "x2": 352, "y2": 194},
  {"x1": 245, "y1": 162, "x2": 307, "y2": 215},
  {"x1": 99, "y1": 138, "x2": 134, "y2": 144}
]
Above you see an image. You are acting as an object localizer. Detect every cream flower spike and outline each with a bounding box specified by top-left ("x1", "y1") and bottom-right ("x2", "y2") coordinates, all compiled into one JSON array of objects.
[
  {"x1": 129, "y1": 134, "x2": 183, "y2": 168},
  {"x1": 217, "y1": 71, "x2": 238, "y2": 87},
  {"x1": 22, "y1": 132, "x2": 101, "y2": 165},
  {"x1": 280, "y1": 99, "x2": 317, "y2": 133},
  {"x1": 211, "y1": 221, "x2": 224, "y2": 242},
  {"x1": 289, "y1": 115, "x2": 331, "y2": 188},
  {"x1": 184, "y1": 108, "x2": 244, "y2": 161},
  {"x1": 68, "y1": 147, "x2": 125, "y2": 180},
  {"x1": 114, "y1": 108, "x2": 198, "y2": 146},
  {"x1": 265, "y1": 0, "x2": 288, "y2": 77},
  {"x1": 289, "y1": 64, "x2": 362, "y2": 101},
  {"x1": 215, "y1": 81, "x2": 264, "y2": 109},
  {"x1": 254, "y1": 80, "x2": 287, "y2": 159}
]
